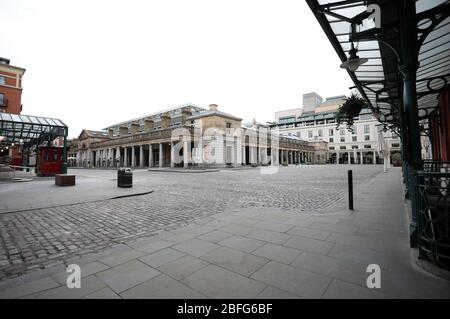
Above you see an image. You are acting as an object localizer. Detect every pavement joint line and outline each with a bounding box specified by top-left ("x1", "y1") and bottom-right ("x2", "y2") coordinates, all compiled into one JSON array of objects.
[{"x1": 0, "y1": 190, "x2": 155, "y2": 215}]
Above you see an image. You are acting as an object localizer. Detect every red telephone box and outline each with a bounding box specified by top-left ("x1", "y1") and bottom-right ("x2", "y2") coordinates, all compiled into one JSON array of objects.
[{"x1": 36, "y1": 146, "x2": 63, "y2": 176}]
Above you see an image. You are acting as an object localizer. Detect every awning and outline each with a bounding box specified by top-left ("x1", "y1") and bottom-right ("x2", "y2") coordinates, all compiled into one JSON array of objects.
[
  {"x1": 0, "y1": 112, "x2": 67, "y2": 148},
  {"x1": 307, "y1": 0, "x2": 450, "y2": 133}
]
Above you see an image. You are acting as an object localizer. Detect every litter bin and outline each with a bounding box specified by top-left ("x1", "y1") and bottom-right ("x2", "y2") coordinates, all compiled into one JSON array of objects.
[{"x1": 117, "y1": 167, "x2": 132, "y2": 188}]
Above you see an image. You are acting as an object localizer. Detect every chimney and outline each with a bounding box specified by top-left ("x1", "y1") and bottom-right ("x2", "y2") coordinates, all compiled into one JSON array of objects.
[
  {"x1": 144, "y1": 117, "x2": 154, "y2": 131},
  {"x1": 130, "y1": 121, "x2": 140, "y2": 134},
  {"x1": 181, "y1": 107, "x2": 192, "y2": 124},
  {"x1": 209, "y1": 104, "x2": 218, "y2": 111},
  {"x1": 108, "y1": 128, "x2": 114, "y2": 137},
  {"x1": 119, "y1": 125, "x2": 128, "y2": 135},
  {"x1": 0, "y1": 57, "x2": 10, "y2": 65},
  {"x1": 160, "y1": 113, "x2": 171, "y2": 129}
]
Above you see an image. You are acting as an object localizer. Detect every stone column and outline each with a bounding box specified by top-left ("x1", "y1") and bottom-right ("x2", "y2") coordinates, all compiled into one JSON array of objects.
[
  {"x1": 360, "y1": 152, "x2": 364, "y2": 165},
  {"x1": 116, "y1": 146, "x2": 120, "y2": 167},
  {"x1": 347, "y1": 152, "x2": 351, "y2": 164},
  {"x1": 242, "y1": 145, "x2": 246, "y2": 165},
  {"x1": 139, "y1": 145, "x2": 144, "y2": 168},
  {"x1": 183, "y1": 140, "x2": 190, "y2": 168},
  {"x1": 159, "y1": 143, "x2": 163, "y2": 167},
  {"x1": 131, "y1": 146, "x2": 136, "y2": 167},
  {"x1": 148, "y1": 144, "x2": 153, "y2": 167},
  {"x1": 170, "y1": 142, "x2": 175, "y2": 168},
  {"x1": 353, "y1": 149, "x2": 357, "y2": 165},
  {"x1": 373, "y1": 151, "x2": 377, "y2": 164}
]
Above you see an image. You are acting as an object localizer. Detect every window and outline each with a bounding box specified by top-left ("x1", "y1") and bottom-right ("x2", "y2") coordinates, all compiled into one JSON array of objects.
[
  {"x1": 364, "y1": 145, "x2": 371, "y2": 149},
  {"x1": 352, "y1": 145, "x2": 358, "y2": 149},
  {"x1": 0, "y1": 93, "x2": 4, "y2": 106},
  {"x1": 364, "y1": 135, "x2": 370, "y2": 141},
  {"x1": 340, "y1": 137, "x2": 345, "y2": 143},
  {"x1": 351, "y1": 126, "x2": 357, "y2": 134},
  {"x1": 329, "y1": 137, "x2": 334, "y2": 143},
  {"x1": 392, "y1": 143, "x2": 400, "y2": 148},
  {"x1": 329, "y1": 129, "x2": 334, "y2": 136},
  {"x1": 329, "y1": 146, "x2": 335, "y2": 150},
  {"x1": 340, "y1": 128, "x2": 345, "y2": 136},
  {"x1": 352, "y1": 136, "x2": 357, "y2": 142},
  {"x1": 340, "y1": 146, "x2": 346, "y2": 150},
  {"x1": 226, "y1": 123, "x2": 232, "y2": 128},
  {"x1": 392, "y1": 134, "x2": 398, "y2": 139},
  {"x1": 318, "y1": 129, "x2": 323, "y2": 137},
  {"x1": 308, "y1": 131, "x2": 313, "y2": 138},
  {"x1": 0, "y1": 76, "x2": 5, "y2": 85},
  {"x1": 364, "y1": 125, "x2": 370, "y2": 134}
]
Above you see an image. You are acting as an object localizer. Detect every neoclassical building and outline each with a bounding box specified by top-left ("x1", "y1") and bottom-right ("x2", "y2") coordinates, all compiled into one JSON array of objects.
[
  {"x1": 75, "y1": 104, "x2": 328, "y2": 168},
  {"x1": 271, "y1": 92, "x2": 401, "y2": 164}
]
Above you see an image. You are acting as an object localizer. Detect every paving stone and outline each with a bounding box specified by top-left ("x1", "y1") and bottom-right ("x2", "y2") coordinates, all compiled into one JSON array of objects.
[
  {"x1": 287, "y1": 226, "x2": 331, "y2": 240},
  {"x1": 0, "y1": 276, "x2": 60, "y2": 299},
  {"x1": 323, "y1": 279, "x2": 379, "y2": 299},
  {"x1": 83, "y1": 287, "x2": 121, "y2": 299},
  {"x1": 172, "y1": 239, "x2": 219, "y2": 257},
  {"x1": 197, "y1": 230, "x2": 234, "y2": 243},
  {"x1": 139, "y1": 248, "x2": 185, "y2": 268},
  {"x1": 219, "y1": 224, "x2": 257, "y2": 236},
  {"x1": 218, "y1": 235, "x2": 265, "y2": 253},
  {"x1": 291, "y1": 251, "x2": 367, "y2": 286},
  {"x1": 121, "y1": 274, "x2": 205, "y2": 299},
  {"x1": 96, "y1": 260, "x2": 160, "y2": 293},
  {"x1": 98, "y1": 249, "x2": 148, "y2": 267},
  {"x1": 252, "y1": 243, "x2": 301, "y2": 265},
  {"x1": 201, "y1": 247, "x2": 268, "y2": 276},
  {"x1": 246, "y1": 229, "x2": 290, "y2": 245},
  {"x1": 251, "y1": 261, "x2": 332, "y2": 298},
  {"x1": 158, "y1": 255, "x2": 209, "y2": 281},
  {"x1": 52, "y1": 261, "x2": 110, "y2": 285},
  {"x1": 253, "y1": 221, "x2": 294, "y2": 233},
  {"x1": 309, "y1": 221, "x2": 358, "y2": 235},
  {"x1": 283, "y1": 236, "x2": 334, "y2": 255},
  {"x1": 134, "y1": 240, "x2": 175, "y2": 254},
  {"x1": 327, "y1": 243, "x2": 391, "y2": 269},
  {"x1": 256, "y1": 286, "x2": 302, "y2": 299},
  {"x1": 24, "y1": 275, "x2": 106, "y2": 299},
  {"x1": 183, "y1": 265, "x2": 266, "y2": 298},
  {"x1": 327, "y1": 233, "x2": 384, "y2": 252}
]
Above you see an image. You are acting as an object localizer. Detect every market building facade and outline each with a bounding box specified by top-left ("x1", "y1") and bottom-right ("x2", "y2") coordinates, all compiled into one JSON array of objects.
[{"x1": 75, "y1": 104, "x2": 328, "y2": 168}]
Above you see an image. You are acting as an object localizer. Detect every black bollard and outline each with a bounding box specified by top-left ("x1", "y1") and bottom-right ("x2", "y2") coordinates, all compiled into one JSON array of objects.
[{"x1": 348, "y1": 170, "x2": 354, "y2": 210}]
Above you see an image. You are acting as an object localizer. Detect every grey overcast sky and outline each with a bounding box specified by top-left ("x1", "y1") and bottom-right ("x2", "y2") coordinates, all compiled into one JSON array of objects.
[{"x1": 0, "y1": 0, "x2": 353, "y2": 138}]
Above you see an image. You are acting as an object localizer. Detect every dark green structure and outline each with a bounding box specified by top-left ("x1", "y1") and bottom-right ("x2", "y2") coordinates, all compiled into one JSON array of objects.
[{"x1": 307, "y1": 0, "x2": 450, "y2": 268}]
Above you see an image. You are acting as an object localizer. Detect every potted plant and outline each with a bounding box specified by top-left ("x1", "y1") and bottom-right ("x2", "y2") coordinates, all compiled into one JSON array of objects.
[{"x1": 336, "y1": 92, "x2": 367, "y2": 132}]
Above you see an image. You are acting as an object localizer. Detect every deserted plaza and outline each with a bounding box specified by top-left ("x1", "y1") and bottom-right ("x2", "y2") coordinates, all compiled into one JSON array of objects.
[
  {"x1": 1, "y1": 0, "x2": 450, "y2": 303},
  {"x1": 1, "y1": 165, "x2": 449, "y2": 299}
]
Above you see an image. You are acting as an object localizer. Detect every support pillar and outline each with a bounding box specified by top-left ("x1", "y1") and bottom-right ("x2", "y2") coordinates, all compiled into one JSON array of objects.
[
  {"x1": 159, "y1": 143, "x2": 163, "y2": 168},
  {"x1": 139, "y1": 145, "x2": 144, "y2": 168},
  {"x1": 131, "y1": 146, "x2": 136, "y2": 167},
  {"x1": 148, "y1": 144, "x2": 153, "y2": 167},
  {"x1": 170, "y1": 142, "x2": 175, "y2": 168},
  {"x1": 183, "y1": 140, "x2": 190, "y2": 168}
]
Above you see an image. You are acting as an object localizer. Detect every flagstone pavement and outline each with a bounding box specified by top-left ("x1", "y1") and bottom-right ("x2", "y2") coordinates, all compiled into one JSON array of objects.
[{"x1": 0, "y1": 166, "x2": 449, "y2": 298}]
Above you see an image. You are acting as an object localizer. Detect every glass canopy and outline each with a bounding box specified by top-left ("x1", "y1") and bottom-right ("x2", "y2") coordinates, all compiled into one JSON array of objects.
[
  {"x1": 0, "y1": 112, "x2": 67, "y2": 147},
  {"x1": 308, "y1": 0, "x2": 450, "y2": 130}
]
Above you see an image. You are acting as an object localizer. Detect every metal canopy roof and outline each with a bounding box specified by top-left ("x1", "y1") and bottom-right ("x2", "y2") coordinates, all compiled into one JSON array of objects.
[
  {"x1": 0, "y1": 112, "x2": 67, "y2": 147},
  {"x1": 307, "y1": 0, "x2": 450, "y2": 133}
]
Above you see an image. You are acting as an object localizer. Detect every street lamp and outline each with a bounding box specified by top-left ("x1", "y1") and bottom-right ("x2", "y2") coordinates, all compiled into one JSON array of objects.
[{"x1": 340, "y1": 46, "x2": 368, "y2": 72}]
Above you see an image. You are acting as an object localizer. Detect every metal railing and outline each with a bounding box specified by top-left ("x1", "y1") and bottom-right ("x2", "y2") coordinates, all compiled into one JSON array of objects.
[
  {"x1": 422, "y1": 161, "x2": 450, "y2": 173},
  {"x1": 7, "y1": 165, "x2": 36, "y2": 177},
  {"x1": 416, "y1": 171, "x2": 450, "y2": 269}
]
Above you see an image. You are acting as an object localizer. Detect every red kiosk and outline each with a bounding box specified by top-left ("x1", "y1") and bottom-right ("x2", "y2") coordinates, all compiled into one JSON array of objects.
[{"x1": 36, "y1": 146, "x2": 63, "y2": 176}]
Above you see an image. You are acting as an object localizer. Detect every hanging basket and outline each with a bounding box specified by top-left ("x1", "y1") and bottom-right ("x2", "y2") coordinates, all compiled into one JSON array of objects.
[{"x1": 336, "y1": 92, "x2": 367, "y2": 132}]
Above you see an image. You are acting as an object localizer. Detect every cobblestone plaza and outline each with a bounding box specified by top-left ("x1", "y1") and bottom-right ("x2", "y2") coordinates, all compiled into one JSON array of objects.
[{"x1": 0, "y1": 165, "x2": 449, "y2": 298}]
